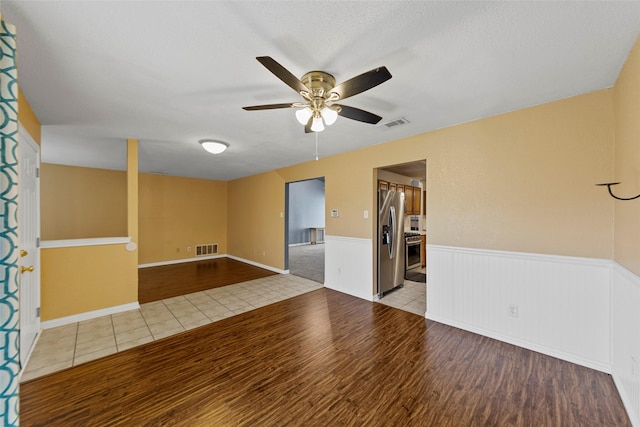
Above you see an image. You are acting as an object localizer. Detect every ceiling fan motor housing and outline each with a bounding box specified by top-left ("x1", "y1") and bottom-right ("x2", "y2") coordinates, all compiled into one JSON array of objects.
[{"x1": 301, "y1": 71, "x2": 336, "y2": 98}]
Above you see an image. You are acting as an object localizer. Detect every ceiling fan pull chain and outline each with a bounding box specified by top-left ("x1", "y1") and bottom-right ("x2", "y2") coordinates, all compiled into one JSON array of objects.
[{"x1": 315, "y1": 132, "x2": 319, "y2": 161}]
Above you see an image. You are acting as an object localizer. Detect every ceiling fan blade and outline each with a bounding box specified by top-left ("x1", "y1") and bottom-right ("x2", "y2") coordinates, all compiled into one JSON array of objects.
[
  {"x1": 336, "y1": 104, "x2": 382, "y2": 124},
  {"x1": 330, "y1": 66, "x2": 392, "y2": 101},
  {"x1": 305, "y1": 117, "x2": 313, "y2": 133},
  {"x1": 243, "y1": 103, "x2": 296, "y2": 111},
  {"x1": 257, "y1": 56, "x2": 309, "y2": 95}
]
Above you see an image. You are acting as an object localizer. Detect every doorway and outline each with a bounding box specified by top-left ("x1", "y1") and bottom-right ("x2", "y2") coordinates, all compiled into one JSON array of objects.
[
  {"x1": 18, "y1": 126, "x2": 41, "y2": 366},
  {"x1": 285, "y1": 177, "x2": 325, "y2": 284},
  {"x1": 375, "y1": 160, "x2": 426, "y2": 316}
]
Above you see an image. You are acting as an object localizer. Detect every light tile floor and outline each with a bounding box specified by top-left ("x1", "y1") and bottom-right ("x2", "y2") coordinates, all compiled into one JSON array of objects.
[
  {"x1": 376, "y1": 269, "x2": 426, "y2": 316},
  {"x1": 21, "y1": 274, "x2": 322, "y2": 382}
]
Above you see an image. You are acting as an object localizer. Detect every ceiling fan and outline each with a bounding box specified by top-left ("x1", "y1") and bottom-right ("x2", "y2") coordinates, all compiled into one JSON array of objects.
[{"x1": 243, "y1": 56, "x2": 392, "y2": 133}]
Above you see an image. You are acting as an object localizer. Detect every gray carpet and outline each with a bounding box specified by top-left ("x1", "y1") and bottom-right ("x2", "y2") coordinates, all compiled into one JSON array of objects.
[{"x1": 288, "y1": 244, "x2": 324, "y2": 284}]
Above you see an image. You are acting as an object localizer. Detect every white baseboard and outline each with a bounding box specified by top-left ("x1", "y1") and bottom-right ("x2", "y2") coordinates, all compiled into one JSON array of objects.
[
  {"x1": 138, "y1": 254, "x2": 287, "y2": 275},
  {"x1": 41, "y1": 302, "x2": 140, "y2": 329},
  {"x1": 226, "y1": 255, "x2": 288, "y2": 274},
  {"x1": 426, "y1": 312, "x2": 610, "y2": 373},
  {"x1": 138, "y1": 254, "x2": 226, "y2": 268},
  {"x1": 18, "y1": 329, "x2": 43, "y2": 381}
]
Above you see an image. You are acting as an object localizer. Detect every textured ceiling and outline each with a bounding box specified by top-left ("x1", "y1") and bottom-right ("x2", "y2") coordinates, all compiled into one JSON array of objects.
[{"x1": 3, "y1": 1, "x2": 640, "y2": 181}]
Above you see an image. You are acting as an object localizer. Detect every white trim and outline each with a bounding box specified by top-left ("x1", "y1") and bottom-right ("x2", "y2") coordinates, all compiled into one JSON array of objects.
[
  {"x1": 425, "y1": 312, "x2": 610, "y2": 373},
  {"x1": 427, "y1": 244, "x2": 612, "y2": 267},
  {"x1": 41, "y1": 237, "x2": 131, "y2": 249},
  {"x1": 41, "y1": 302, "x2": 140, "y2": 329},
  {"x1": 325, "y1": 235, "x2": 371, "y2": 244},
  {"x1": 138, "y1": 254, "x2": 226, "y2": 268},
  {"x1": 227, "y1": 255, "x2": 289, "y2": 274},
  {"x1": 17, "y1": 329, "x2": 42, "y2": 381},
  {"x1": 138, "y1": 254, "x2": 287, "y2": 274},
  {"x1": 610, "y1": 261, "x2": 640, "y2": 426}
]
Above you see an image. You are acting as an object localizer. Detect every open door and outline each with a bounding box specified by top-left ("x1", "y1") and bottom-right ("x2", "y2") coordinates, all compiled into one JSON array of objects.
[{"x1": 19, "y1": 127, "x2": 41, "y2": 366}]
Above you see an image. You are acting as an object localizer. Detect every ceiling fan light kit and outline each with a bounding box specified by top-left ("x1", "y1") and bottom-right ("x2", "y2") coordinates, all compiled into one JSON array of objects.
[
  {"x1": 243, "y1": 56, "x2": 392, "y2": 134},
  {"x1": 295, "y1": 106, "x2": 313, "y2": 124},
  {"x1": 199, "y1": 139, "x2": 229, "y2": 154},
  {"x1": 311, "y1": 113, "x2": 325, "y2": 132}
]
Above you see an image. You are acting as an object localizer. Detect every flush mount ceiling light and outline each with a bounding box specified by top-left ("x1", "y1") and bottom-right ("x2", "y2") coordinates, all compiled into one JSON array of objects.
[
  {"x1": 199, "y1": 139, "x2": 229, "y2": 154},
  {"x1": 243, "y1": 57, "x2": 392, "y2": 133}
]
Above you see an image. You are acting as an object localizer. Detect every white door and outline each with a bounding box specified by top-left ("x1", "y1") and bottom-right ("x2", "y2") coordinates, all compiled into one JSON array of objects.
[{"x1": 18, "y1": 127, "x2": 40, "y2": 367}]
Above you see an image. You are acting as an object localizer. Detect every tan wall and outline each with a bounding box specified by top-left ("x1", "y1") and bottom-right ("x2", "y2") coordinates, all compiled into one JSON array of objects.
[
  {"x1": 18, "y1": 87, "x2": 41, "y2": 144},
  {"x1": 40, "y1": 244, "x2": 138, "y2": 320},
  {"x1": 227, "y1": 170, "x2": 285, "y2": 268},
  {"x1": 138, "y1": 173, "x2": 228, "y2": 265},
  {"x1": 40, "y1": 163, "x2": 128, "y2": 240},
  {"x1": 229, "y1": 89, "x2": 615, "y2": 270},
  {"x1": 613, "y1": 35, "x2": 640, "y2": 276}
]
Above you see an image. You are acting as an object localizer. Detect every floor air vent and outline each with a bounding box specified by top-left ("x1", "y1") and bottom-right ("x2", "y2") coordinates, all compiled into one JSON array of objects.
[{"x1": 196, "y1": 244, "x2": 218, "y2": 256}]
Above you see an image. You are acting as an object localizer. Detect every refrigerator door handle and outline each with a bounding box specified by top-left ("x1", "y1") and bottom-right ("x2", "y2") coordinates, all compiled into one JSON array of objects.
[{"x1": 389, "y1": 206, "x2": 396, "y2": 259}]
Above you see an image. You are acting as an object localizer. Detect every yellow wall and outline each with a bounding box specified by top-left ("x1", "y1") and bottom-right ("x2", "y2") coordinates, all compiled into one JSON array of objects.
[
  {"x1": 227, "y1": 171, "x2": 285, "y2": 268},
  {"x1": 613, "y1": 35, "x2": 640, "y2": 276},
  {"x1": 138, "y1": 173, "x2": 228, "y2": 265},
  {"x1": 40, "y1": 163, "x2": 127, "y2": 240},
  {"x1": 18, "y1": 87, "x2": 41, "y2": 144},
  {"x1": 40, "y1": 244, "x2": 138, "y2": 320},
  {"x1": 229, "y1": 90, "x2": 615, "y2": 270}
]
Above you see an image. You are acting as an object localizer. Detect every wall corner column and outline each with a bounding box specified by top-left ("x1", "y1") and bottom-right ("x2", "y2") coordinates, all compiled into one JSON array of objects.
[{"x1": 127, "y1": 138, "x2": 139, "y2": 245}]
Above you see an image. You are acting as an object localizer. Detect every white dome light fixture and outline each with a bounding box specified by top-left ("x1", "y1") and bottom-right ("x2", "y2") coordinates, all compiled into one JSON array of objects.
[{"x1": 199, "y1": 139, "x2": 229, "y2": 154}]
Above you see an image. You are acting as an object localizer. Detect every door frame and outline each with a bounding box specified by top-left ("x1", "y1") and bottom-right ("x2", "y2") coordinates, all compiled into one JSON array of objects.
[{"x1": 284, "y1": 177, "x2": 326, "y2": 275}]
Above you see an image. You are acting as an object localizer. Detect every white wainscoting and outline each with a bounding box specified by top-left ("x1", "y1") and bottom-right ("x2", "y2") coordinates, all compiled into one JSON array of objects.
[
  {"x1": 324, "y1": 235, "x2": 373, "y2": 301},
  {"x1": 611, "y1": 263, "x2": 640, "y2": 427},
  {"x1": 427, "y1": 245, "x2": 612, "y2": 373}
]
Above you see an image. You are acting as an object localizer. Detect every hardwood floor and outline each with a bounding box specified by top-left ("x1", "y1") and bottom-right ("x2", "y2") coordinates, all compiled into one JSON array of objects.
[
  {"x1": 20, "y1": 289, "x2": 629, "y2": 426},
  {"x1": 138, "y1": 258, "x2": 277, "y2": 303}
]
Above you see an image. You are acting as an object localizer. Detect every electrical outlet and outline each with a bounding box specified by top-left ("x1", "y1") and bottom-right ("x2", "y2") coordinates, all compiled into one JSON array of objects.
[
  {"x1": 363, "y1": 210, "x2": 369, "y2": 219},
  {"x1": 331, "y1": 209, "x2": 339, "y2": 218},
  {"x1": 508, "y1": 304, "x2": 519, "y2": 318},
  {"x1": 187, "y1": 246, "x2": 191, "y2": 252}
]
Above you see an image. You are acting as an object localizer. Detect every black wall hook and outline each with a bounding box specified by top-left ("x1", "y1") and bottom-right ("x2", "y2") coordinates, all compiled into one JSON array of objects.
[{"x1": 596, "y1": 182, "x2": 640, "y2": 201}]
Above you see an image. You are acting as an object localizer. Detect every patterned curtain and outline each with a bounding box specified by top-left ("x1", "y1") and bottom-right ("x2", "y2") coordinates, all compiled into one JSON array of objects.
[{"x1": 0, "y1": 15, "x2": 20, "y2": 427}]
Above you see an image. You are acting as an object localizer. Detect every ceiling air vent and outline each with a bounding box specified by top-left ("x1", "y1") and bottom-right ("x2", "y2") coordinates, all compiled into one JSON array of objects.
[{"x1": 381, "y1": 117, "x2": 410, "y2": 129}]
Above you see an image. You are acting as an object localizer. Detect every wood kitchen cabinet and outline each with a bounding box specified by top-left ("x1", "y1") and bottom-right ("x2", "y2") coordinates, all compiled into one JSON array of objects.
[
  {"x1": 378, "y1": 179, "x2": 422, "y2": 215},
  {"x1": 421, "y1": 235, "x2": 426, "y2": 267},
  {"x1": 412, "y1": 186, "x2": 421, "y2": 215},
  {"x1": 403, "y1": 186, "x2": 421, "y2": 215},
  {"x1": 404, "y1": 186, "x2": 414, "y2": 214},
  {"x1": 423, "y1": 190, "x2": 426, "y2": 214}
]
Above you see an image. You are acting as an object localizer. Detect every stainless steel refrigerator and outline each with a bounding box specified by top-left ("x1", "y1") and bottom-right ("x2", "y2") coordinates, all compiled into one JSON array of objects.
[{"x1": 377, "y1": 189, "x2": 405, "y2": 297}]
